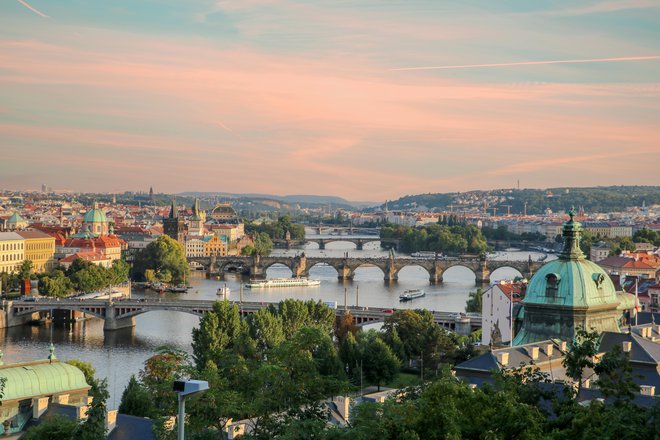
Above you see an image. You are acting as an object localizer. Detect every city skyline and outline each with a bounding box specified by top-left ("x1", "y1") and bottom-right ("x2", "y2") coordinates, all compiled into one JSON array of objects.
[{"x1": 1, "y1": 1, "x2": 660, "y2": 199}]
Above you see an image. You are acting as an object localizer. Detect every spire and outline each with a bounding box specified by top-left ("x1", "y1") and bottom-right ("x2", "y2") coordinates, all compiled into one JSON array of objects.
[
  {"x1": 559, "y1": 207, "x2": 585, "y2": 260},
  {"x1": 169, "y1": 198, "x2": 177, "y2": 219}
]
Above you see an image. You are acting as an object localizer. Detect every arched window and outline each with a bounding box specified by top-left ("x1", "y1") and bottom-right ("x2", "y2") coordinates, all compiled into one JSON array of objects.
[{"x1": 545, "y1": 273, "x2": 560, "y2": 297}]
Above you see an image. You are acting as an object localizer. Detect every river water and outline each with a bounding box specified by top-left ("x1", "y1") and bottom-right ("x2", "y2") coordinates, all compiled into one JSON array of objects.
[{"x1": 1, "y1": 234, "x2": 554, "y2": 408}]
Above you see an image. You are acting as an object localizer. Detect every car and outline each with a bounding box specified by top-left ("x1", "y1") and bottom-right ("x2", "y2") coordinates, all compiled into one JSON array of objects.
[{"x1": 382, "y1": 309, "x2": 394, "y2": 314}]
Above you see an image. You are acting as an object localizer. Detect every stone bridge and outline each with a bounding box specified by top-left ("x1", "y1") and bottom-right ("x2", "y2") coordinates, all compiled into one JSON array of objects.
[
  {"x1": 3, "y1": 299, "x2": 480, "y2": 335},
  {"x1": 189, "y1": 255, "x2": 544, "y2": 284},
  {"x1": 273, "y1": 236, "x2": 392, "y2": 250}
]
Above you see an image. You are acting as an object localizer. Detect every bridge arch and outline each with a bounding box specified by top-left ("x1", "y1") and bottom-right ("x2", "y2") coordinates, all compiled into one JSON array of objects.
[
  {"x1": 395, "y1": 263, "x2": 433, "y2": 281},
  {"x1": 350, "y1": 263, "x2": 387, "y2": 280},
  {"x1": 264, "y1": 262, "x2": 294, "y2": 278},
  {"x1": 306, "y1": 262, "x2": 339, "y2": 277},
  {"x1": 489, "y1": 266, "x2": 524, "y2": 283},
  {"x1": 441, "y1": 264, "x2": 479, "y2": 282}
]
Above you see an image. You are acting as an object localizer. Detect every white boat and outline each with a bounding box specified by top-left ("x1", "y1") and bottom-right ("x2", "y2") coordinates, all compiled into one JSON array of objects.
[
  {"x1": 245, "y1": 278, "x2": 321, "y2": 289},
  {"x1": 399, "y1": 289, "x2": 426, "y2": 301},
  {"x1": 411, "y1": 251, "x2": 440, "y2": 259},
  {"x1": 217, "y1": 285, "x2": 231, "y2": 297}
]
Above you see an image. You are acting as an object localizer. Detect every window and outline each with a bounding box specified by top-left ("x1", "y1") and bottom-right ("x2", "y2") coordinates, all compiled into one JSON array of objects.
[{"x1": 546, "y1": 273, "x2": 560, "y2": 297}]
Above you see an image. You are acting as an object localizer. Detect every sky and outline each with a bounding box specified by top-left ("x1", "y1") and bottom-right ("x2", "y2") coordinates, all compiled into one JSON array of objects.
[{"x1": 0, "y1": 0, "x2": 659, "y2": 202}]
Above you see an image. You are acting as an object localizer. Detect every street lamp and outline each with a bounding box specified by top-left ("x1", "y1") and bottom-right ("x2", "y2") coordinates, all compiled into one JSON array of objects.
[{"x1": 173, "y1": 379, "x2": 209, "y2": 440}]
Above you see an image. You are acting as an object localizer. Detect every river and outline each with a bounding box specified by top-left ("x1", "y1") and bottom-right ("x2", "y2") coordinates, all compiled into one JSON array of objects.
[{"x1": 0, "y1": 236, "x2": 554, "y2": 408}]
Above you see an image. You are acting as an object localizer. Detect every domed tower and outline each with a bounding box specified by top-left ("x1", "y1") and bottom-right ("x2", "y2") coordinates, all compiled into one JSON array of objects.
[
  {"x1": 513, "y1": 209, "x2": 633, "y2": 345},
  {"x1": 188, "y1": 197, "x2": 205, "y2": 235},
  {"x1": 83, "y1": 203, "x2": 109, "y2": 236}
]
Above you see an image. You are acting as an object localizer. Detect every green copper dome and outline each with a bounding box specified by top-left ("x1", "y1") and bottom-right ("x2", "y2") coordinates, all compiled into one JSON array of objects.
[
  {"x1": 7, "y1": 212, "x2": 25, "y2": 224},
  {"x1": 83, "y1": 204, "x2": 107, "y2": 224},
  {"x1": 513, "y1": 209, "x2": 626, "y2": 345}
]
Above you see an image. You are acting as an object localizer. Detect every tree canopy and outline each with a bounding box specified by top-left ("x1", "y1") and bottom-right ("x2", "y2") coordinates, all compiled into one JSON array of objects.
[{"x1": 131, "y1": 234, "x2": 189, "y2": 284}]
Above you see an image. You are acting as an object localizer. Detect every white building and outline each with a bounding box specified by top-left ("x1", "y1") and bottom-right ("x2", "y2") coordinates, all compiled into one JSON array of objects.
[
  {"x1": 481, "y1": 281, "x2": 526, "y2": 346},
  {"x1": 185, "y1": 236, "x2": 206, "y2": 258}
]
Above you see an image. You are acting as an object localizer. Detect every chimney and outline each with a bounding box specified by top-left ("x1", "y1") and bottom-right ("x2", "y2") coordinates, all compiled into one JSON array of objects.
[
  {"x1": 622, "y1": 341, "x2": 632, "y2": 352},
  {"x1": 333, "y1": 396, "x2": 351, "y2": 422},
  {"x1": 559, "y1": 341, "x2": 567, "y2": 352},
  {"x1": 496, "y1": 352, "x2": 509, "y2": 366},
  {"x1": 32, "y1": 397, "x2": 50, "y2": 419},
  {"x1": 640, "y1": 385, "x2": 655, "y2": 396},
  {"x1": 582, "y1": 379, "x2": 590, "y2": 389},
  {"x1": 545, "y1": 343, "x2": 554, "y2": 357},
  {"x1": 525, "y1": 346, "x2": 539, "y2": 360}
]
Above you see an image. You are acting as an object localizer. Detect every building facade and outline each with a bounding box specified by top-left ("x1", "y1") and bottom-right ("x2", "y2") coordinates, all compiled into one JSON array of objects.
[
  {"x1": 481, "y1": 281, "x2": 525, "y2": 346},
  {"x1": 16, "y1": 230, "x2": 55, "y2": 273},
  {"x1": 0, "y1": 232, "x2": 25, "y2": 274},
  {"x1": 163, "y1": 200, "x2": 186, "y2": 243}
]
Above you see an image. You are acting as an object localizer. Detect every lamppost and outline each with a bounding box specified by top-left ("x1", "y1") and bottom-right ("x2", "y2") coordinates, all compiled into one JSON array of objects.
[{"x1": 173, "y1": 380, "x2": 209, "y2": 440}]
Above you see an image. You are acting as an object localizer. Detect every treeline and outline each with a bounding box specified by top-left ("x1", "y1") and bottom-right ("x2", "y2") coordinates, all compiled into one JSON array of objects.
[
  {"x1": 384, "y1": 186, "x2": 660, "y2": 215},
  {"x1": 38, "y1": 259, "x2": 129, "y2": 297},
  {"x1": 381, "y1": 222, "x2": 488, "y2": 255},
  {"x1": 481, "y1": 225, "x2": 547, "y2": 242},
  {"x1": 245, "y1": 214, "x2": 305, "y2": 240},
  {"x1": 116, "y1": 302, "x2": 477, "y2": 439}
]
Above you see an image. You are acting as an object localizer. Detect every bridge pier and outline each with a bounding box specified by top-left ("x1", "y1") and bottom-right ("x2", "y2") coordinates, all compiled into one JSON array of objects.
[
  {"x1": 384, "y1": 266, "x2": 398, "y2": 283},
  {"x1": 337, "y1": 265, "x2": 354, "y2": 281},
  {"x1": 292, "y1": 255, "x2": 308, "y2": 278},
  {"x1": 103, "y1": 315, "x2": 136, "y2": 331},
  {"x1": 475, "y1": 262, "x2": 490, "y2": 285},
  {"x1": 318, "y1": 240, "x2": 326, "y2": 250},
  {"x1": 429, "y1": 268, "x2": 443, "y2": 285},
  {"x1": 356, "y1": 240, "x2": 364, "y2": 251},
  {"x1": 1, "y1": 302, "x2": 39, "y2": 328}
]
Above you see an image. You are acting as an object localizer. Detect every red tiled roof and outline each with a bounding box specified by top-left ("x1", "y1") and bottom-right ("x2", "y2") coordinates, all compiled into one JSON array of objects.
[{"x1": 60, "y1": 251, "x2": 110, "y2": 263}]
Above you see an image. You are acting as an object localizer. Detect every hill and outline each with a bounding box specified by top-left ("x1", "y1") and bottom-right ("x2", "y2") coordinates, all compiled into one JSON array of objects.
[{"x1": 381, "y1": 186, "x2": 660, "y2": 215}]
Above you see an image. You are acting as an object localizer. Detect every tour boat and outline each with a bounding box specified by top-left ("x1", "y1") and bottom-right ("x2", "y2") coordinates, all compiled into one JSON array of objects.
[
  {"x1": 399, "y1": 289, "x2": 426, "y2": 301},
  {"x1": 244, "y1": 278, "x2": 321, "y2": 289},
  {"x1": 217, "y1": 285, "x2": 231, "y2": 297},
  {"x1": 410, "y1": 251, "x2": 440, "y2": 259}
]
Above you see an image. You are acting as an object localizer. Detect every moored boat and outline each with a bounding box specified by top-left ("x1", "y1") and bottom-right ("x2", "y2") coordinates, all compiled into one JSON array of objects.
[
  {"x1": 399, "y1": 289, "x2": 426, "y2": 301},
  {"x1": 245, "y1": 278, "x2": 321, "y2": 289},
  {"x1": 217, "y1": 285, "x2": 231, "y2": 298}
]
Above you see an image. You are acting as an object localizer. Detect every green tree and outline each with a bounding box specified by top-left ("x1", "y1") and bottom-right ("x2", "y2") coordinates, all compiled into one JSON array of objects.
[
  {"x1": 465, "y1": 288, "x2": 483, "y2": 313},
  {"x1": 38, "y1": 271, "x2": 74, "y2": 297},
  {"x1": 562, "y1": 327, "x2": 600, "y2": 397},
  {"x1": 632, "y1": 227, "x2": 660, "y2": 246},
  {"x1": 248, "y1": 308, "x2": 285, "y2": 354},
  {"x1": 254, "y1": 232, "x2": 273, "y2": 256},
  {"x1": 65, "y1": 359, "x2": 95, "y2": 385},
  {"x1": 132, "y1": 235, "x2": 189, "y2": 284},
  {"x1": 75, "y1": 378, "x2": 109, "y2": 440},
  {"x1": 119, "y1": 375, "x2": 156, "y2": 418},
  {"x1": 358, "y1": 331, "x2": 401, "y2": 391},
  {"x1": 18, "y1": 259, "x2": 33, "y2": 280},
  {"x1": 192, "y1": 300, "x2": 242, "y2": 369},
  {"x1": 22, "y1": 415, "x2": 78, "y2": 439}
]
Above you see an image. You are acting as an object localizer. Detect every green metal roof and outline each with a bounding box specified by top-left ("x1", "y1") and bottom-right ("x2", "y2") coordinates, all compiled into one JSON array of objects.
[
  {"x1": 83, "y1": 205, "x2": 108, "y2": 224},
  {"x1": 522, "y1": 211, "x2": 618, "y2": 309},
  {"x1": 0, "y1": 361, "x2": 90, "y2": 402},
  {"x1": 7, "y1": 212, "x2": 25, "y2": 224}
]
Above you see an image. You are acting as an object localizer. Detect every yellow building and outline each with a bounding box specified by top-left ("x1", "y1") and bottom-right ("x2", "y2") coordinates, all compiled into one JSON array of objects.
[
  {"x1": 16, "y1": 230, "x2": 56, "y2": 273},
  {"x1": 203, "y1": 234, "x2": 226, "y2": 256},
  {"x1": 0, "y1": 232, "x2": 24, "y2": 274}
]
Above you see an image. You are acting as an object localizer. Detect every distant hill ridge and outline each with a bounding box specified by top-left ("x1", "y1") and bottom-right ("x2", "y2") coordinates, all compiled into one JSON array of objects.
[{"x1": 382, "y1": 186, "x2": 660, "y2": 215}]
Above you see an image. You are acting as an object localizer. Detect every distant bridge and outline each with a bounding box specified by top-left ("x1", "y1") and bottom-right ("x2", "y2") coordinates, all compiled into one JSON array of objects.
[
  {"x1": 273, "y1": 236, "x2": 390, "y2": 250},
  {"x1": 4, "y1": 298, "x2": 480, "y2": 334},
  {"x1": 189, "y1": 254, "x2": 543, "y2": 284}
]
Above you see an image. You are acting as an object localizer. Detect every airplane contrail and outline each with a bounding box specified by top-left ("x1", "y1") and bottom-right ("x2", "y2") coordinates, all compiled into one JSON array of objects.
[
  {"x1": 17, "y1": 0, "x2": 49, "y2": 18},
  {"x1": 392, "y1": 55, "x2": 660, "y2": 71}
]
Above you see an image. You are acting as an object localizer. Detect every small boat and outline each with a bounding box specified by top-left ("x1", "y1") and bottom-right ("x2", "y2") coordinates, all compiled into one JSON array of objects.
[
  {"x1": 244, "y1": 278, "x2": 321, "y2": 289},
  {"x1": 399, "y1": 289, "x2": 426, "y2": 301},
  {"x1": 167, "y1": 285, "x2": 189, "y2": 293},
  {"x1": 217, "y1": 285, "x2": 231, "y2": 298}
]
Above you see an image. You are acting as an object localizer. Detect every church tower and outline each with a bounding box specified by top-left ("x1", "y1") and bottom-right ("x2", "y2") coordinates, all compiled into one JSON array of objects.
[
  {"x1": 513, "y1": 210, "x2": 634, "y2": 345},
  {"x1": 188, "y1": 197, "x2": 205, "y2": 236},
  {"x1": 163, "y1": 199, "x2": 186, "y2": 243}
]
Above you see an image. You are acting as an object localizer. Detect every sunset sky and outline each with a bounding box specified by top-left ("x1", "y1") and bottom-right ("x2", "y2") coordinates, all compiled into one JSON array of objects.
[{"x1": 1, "y1": 1, "x2": 659, "y2": 201}]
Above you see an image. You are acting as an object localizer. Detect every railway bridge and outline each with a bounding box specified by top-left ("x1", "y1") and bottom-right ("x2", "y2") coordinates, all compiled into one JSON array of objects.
[{"x1": 3, "y1": 299, "x2": 480, "y2": 334}]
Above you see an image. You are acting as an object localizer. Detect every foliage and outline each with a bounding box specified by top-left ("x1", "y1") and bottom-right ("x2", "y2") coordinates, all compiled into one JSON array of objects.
[
  {"x1": 65, "y1": 359, "x2": 96, "y2": 385},
  {"x1": 75, "y1": 378, "x2": 110, "y2": 440},
  {"x1": 481, "y1": 226, "x2": 546, "y2": 242},
  {"x1": 633, "y1": 227, "x2": 660, "y2": 246},
  {"x1": 356, "y1": 331, "x2": 401, "y2": 391},
  {"x1": 562, "y1": 328, "x2": 601, "y2": 397},
  {"x1": 465, "y1": 288, "x2": 483, "y2": 313},
  {"x1": 384, "y1": 186, "x2": 660, "y2": 215},
  {"x1": 38, "y1": 270, "x2": 75, "y2": 297},
  {"x1": 245, "y1": 214, "x2": 306, "y2": 240},
  {"x1": 18, "y1": 259, "x2": 33, "y2": 280},
  {"x1": 132, "y1": 235, "x2": 189, "y2": 284},
  {"x1": 253, "y1": 232, "x2": 273, "y2": 256},
  {"x1": 380, "y1": 222, "x2": 488, "y2": 255},
  {"x1": 191, "y1": 300, "x2": 242, "y2": 369},
  {"x1": 21, "y1": 415, "x2": 79, "y2": 440},
  {"x1": 119, "y1": 375, "x2": 156, "y2": 418}
]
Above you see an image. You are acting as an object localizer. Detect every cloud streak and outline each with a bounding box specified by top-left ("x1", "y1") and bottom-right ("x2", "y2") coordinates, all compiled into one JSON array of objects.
[
  {"x1": 392, "y1": 55, "x2": 660, "y2": 71},
  {"x1": 16, "y1": 0, "x2": 49, "y2": 18}
]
